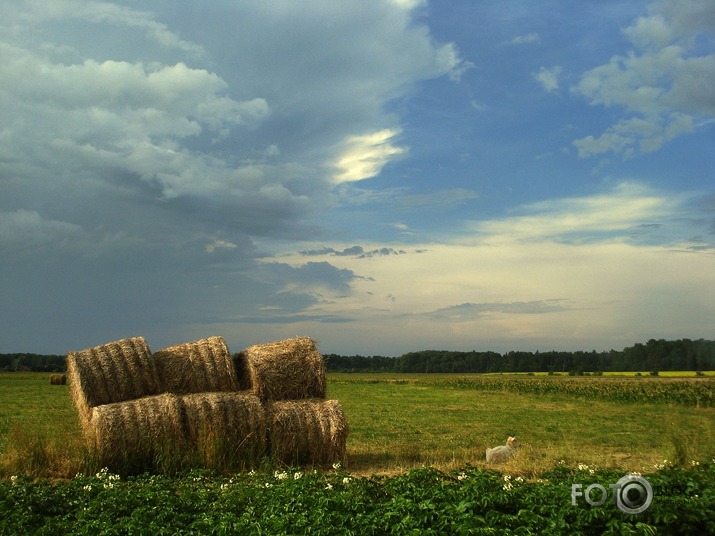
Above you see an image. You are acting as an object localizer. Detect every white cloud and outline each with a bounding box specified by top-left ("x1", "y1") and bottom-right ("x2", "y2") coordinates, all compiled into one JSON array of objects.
[
  {"x1": 533, "y1": 66, "x2": 562, "y2": 93},
  {"x1": 268, "y1": 183, "x2": 714, "y2": 353},
  {"x1": 469, "y1": 182, "x2": 676, "y2": 243},
  {"x1": 572, "y1": 0, "x2": 715, "y2": 157},
  {"x1": 205, "y1": 239, "x2": 237, "y2": 254},
  {"x1": 510, "y1": 33, "x2": 541, "y2": 45},
  {"x1": 332, "y1": 129, "x2": 407, "y2": 183},
  {"x1": 0, "y1": 1, "x2": 465, "y2": 352},
  {"x1": 573, "y1": 113, "x2": 694, "y2": 158},
  {"x1": 4, "y1": 0, "x2": 204, "y2": 55}
]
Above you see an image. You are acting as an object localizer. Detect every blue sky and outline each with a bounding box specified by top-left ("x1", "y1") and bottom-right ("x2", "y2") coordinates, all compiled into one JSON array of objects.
[{"x1": 1, "y1": 0, "x2": 714, "y2": 356}]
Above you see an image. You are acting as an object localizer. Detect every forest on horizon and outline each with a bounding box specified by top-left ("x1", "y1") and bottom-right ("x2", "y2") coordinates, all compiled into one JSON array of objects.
[{"x1": 2, "y1": 338, "x2": 713, "y2": 374}]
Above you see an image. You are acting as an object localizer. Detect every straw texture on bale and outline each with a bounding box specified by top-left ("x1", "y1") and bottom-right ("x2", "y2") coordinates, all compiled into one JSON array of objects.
[
  {"x1": 90, "y1": 393, "x2": 185, "y2": 470},
  {"x1": 267, "y1": 399, "x2": 348, "y2": 466},
  {"x1": 240, "y1": 337, "x2": 326, "y2": 402},
  {"x1": 66, "y1": 337, "x2": 161, "y2": 430},
  {"x1": 50, "y1": 374, "x2": 67, "y2": 385},
  {"x1": 154, "y1": 336, "x2": 240, "y2": 395},
  {"x1": 181, "y1": 392, "x2": 267, "y2": 463}
]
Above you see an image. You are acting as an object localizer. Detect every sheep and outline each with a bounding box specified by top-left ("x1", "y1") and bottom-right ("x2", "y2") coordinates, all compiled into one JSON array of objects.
[{"x1": 486, "y1": 436, "x2": 520, "y2": 463}]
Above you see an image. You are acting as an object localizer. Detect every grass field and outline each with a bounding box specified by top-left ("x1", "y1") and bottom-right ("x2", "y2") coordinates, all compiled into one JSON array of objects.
[
  {"x1": 1, "y1": 372, "x2": 714, "y2": 533},
  {"x1": 1, "y1": 371, "x2": 713, "y2": 478},
  {"x1": 328, "y1": 373, "x2": 715, "y2": 476}
]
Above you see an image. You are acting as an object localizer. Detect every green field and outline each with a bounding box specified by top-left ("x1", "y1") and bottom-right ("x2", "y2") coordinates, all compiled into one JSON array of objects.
[
  {"x1": 1, "y1": 372, "x2": 713, "y2": 478},
  {"x1": 328, "y1": 373, "x2": 715, "y2": 476}
]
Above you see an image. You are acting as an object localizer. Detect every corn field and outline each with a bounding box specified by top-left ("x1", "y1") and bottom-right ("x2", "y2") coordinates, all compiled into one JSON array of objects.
[{"x1": 438, "y1": 376, "x2": 715, "y2": 407}]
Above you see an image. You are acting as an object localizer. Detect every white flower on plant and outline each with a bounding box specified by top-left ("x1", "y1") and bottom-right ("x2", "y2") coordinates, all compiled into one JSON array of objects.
[
  {"x1": 691, "y1": 460, "x2": 700, "y2": 466},
  {"x1": 342, "y1": 477, "x2": 351, "y2": 485},
  {"x1": 264, "y1": 482, "x2": 272, "y2": 488},
  {"x1": 10, "y1": 475, "x2": 18, "y2": 485},
  {"x1": 294, "y1": 472, "x2": 303, "y2": 480},
  {"x1": 274, "y1": 471, "x2": 288, "y2": 480},
  {"x1": 332, "y1": 462, "x2": 341, "y2": 470},
  {"x1": 325, "y1": 483, "x2": 333, "y2": 490},
  {"x1": 502, "y1": 474, "x2": 514, "y2": 490},
  {"x1": 83, "y1": 484, "x2": 92, "y2": 491},
  {"x1": 248, "y1": 470, "x2": 256, "y2": 476},
  {"x1": 457, "y1": 472, "x2": 467, "y2": 481}
]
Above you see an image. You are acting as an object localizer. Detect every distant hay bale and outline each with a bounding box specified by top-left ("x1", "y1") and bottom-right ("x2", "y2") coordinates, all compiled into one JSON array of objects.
[
  {"x1": 267, "y1": 399, "x2": 348, "y2": 466},
  {"x1": 66, "y1": 337, "x2": 161, "y2": 431},
  {"x1": 240, "y1": 337, "x2": 326, "y2": 402},
  {"x1": 90, "y1": 393, "x2": 185, "y2": 471},
  {"x1": 181, "y1": 392, "x2": 267, "y2": 466},
  {"x1": 50, "y1": 374, "x2": 66, "y2": 385},
  {"x1": 154, "y1": 336, "x2": 239, "y2": 395}
]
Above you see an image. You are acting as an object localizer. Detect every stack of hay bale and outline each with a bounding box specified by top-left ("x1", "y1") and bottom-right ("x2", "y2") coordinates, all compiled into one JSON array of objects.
[
  {"x1": 50, "y1": 373, "x2": 67, "y2": 385},
  {"x1": 66, "y1": 335, "x2": 347, "y2": 470}
]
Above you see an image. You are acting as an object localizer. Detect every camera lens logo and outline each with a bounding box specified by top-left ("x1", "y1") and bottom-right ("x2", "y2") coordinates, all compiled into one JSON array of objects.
[{"x1": 614, "y1": 474, "x2": 653, "y2": 514}]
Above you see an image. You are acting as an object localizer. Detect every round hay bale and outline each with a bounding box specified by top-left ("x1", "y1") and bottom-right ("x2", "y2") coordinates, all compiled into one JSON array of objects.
[
  {"x1": 241, "y1": 337, "x2": 326, "y2": 402},
  {"x1": 267, "y1": 399, "x2": 348, "y2": 466},
  {"x1": 66, "y1": 337, "x2": 161, "y2": 431},
  {"x1": 181, "y1": 392, "x2": 267, "y2": 467},
  {"x1": 49, "y1": 374, "x2": 66, "y2": 385},
  {"x1": 90, "y1": 393, "x2": 185, "y2": 472},
  {"x1": 154, "y1": 336, "x2": 239, "y2": 395}
]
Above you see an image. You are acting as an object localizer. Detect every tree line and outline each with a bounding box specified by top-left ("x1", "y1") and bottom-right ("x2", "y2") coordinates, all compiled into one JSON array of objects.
[
  {"x1": 324, "y1": 339, "x2": 715, "y2": 374},
  {"x1": 1, "y1": 338, "x2": 713, "y2": 374},
  {"x1": 0, "y1": 353, "x2": 66, "y2": 372}
]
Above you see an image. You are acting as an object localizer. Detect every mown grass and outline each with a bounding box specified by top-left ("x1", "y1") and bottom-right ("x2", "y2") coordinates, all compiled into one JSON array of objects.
[
  {"x1": 327, "y1": 374, "x2": 715, "y2": 476},
  {"x1": 1, "y1": 372, "x2": 714, "y2": 479}
]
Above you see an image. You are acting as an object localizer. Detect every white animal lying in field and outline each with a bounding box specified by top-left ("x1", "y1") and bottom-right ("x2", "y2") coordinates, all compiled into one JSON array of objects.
[{"x1": 486, "y1": 436, "x2": 520, "y2": 463}]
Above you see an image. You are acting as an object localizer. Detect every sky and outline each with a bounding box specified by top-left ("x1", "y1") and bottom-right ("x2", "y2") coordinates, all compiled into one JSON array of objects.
[{"x1": 1, "y1": 0, "x2": 714, "y2": 357}]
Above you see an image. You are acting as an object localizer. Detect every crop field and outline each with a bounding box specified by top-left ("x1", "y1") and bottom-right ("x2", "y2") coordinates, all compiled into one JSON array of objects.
[{"x1": 1, "y1": 372, "x2": 714, "y2": 533}]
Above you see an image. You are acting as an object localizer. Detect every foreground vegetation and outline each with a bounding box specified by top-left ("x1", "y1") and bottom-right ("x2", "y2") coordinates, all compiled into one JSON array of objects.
[
  {"x1": 2, "y1": 463, "x2": 713, "y2": 534},
  {"x1": 1, "y1": 372, "x2": 714, "y2": 533}
]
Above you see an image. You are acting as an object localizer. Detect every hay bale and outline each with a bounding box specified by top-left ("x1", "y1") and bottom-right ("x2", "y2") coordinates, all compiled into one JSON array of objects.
[
  {"x1": 50, "y1": 374, "x2": 66, "y2": 385},
  {"x1": 267, "y1": 399, "x2": 348, "y2": 466},
  {"x1": 66, "y1": 337, "x2": 161, "y2": 430},
  {"x1": 181, "y1": 392, "x2": 267, "y2": 466},
  {"x1": 240, "y1": 337, "x2": 326, "y2": 402},
  {"x1": 90, "y1": 393, "x2": 185, "y2": 471},
  {"x1": 154, "y1": 336, "x2": 239, "y2": 395}
]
